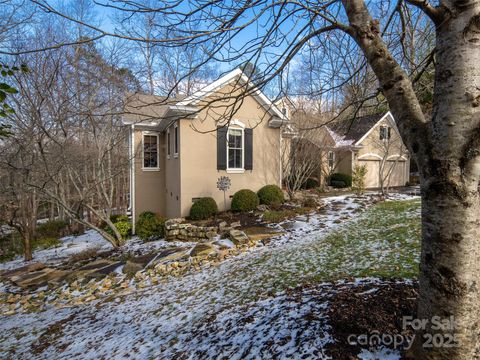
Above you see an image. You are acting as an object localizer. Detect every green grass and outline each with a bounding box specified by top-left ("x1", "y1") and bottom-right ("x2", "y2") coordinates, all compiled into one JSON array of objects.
[
  {"x1": 316, "y1": 199, "x2": 421, "y2": 280},
  {"x1": 210, "y1": 198, "x2": 422, "y2": 303}
]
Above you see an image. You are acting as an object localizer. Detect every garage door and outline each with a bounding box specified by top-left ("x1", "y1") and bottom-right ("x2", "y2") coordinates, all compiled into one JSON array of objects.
[
  {"x1": 384, "y1": 160, "x2": 407, "y2": 187},
  {"x1": 358, "y1": 160, "x2": 380, "y2": 188},
  {"x1": 358, "y1": 160, "x2": 407, "y2": 189}
]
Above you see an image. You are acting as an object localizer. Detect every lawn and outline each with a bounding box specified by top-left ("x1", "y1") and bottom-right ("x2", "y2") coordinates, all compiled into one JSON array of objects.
[
  {"x1": 226, "y1": 198, "x2": 421, "y2": 296},
  {"x1": 0, "y1": 195, "x2": 422, "y2": 359}
]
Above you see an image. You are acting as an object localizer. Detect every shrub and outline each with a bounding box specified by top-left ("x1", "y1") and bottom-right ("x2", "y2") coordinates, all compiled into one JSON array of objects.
[
  {"x1": 32, "y1": 237, "x2": 62, "y2": 251},
  {"x1": 302, "y1": 178, "x2": 319, "y2": 190},
  {"x1": 113, "y1": 221, "x2": 133, "y2": 239},
  {"x1": 352, "y1": 165, "x2": 368, "y2": 195},
  {"x1": 104, "y1": 216, "x2": 132, "y2": 240},
  {"x1": 189, "y1": 197, "x2": 218, "y2": 220},
  {"x1": 110, "y1": 214, "x2": 129, "y2": 223},
  {"x1": 36, "y1": 220, "x2": 69, "y2": 238},
  {"x1": 257, "y1": 185, "x2": 284, "y2": 206},
  {"x1": 302, "y1": 197, "x2": 318, "y2": 208},
  {"x1": 136, "y1": 211, "x2": 166, "y2": 240},
  {"x1": 329, "y1": 173, "x2": 352, "y2": 188},
  {"x1": 231, "y1": 189, "x2": 259, "y2": 212}
]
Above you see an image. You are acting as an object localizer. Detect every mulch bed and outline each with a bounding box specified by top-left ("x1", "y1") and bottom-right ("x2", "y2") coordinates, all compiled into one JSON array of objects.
[{"x1": 325, "y1": 279, "x2": 418, "y2": 359}]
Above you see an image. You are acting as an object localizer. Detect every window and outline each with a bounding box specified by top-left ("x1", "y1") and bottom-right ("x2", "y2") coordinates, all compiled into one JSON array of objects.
[
  {"x1": 227, "y1": 128, "x2": 243, "y2": 169},
  {"x1": 166, "y1": 129, "x2": 171, "y2": 158},
  {"x1": 174, "y1": 123, "x2": 179, "y2": 156},
  {"x1": 328, "y1": 151, "x2": 335, "y2": 169},
  {"x1": 143, "y1": 134, "x2": 159, "y2": 169},
  {"x1": 380, "y1": 126, "x2": 391, "y2": 140}
]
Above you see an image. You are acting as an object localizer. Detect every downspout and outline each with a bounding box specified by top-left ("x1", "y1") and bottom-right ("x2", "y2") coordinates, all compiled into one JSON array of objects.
[
  {"x1": 131, "y1": 124, "x2": 136, "y2": 234},
  {"x1": 279, "y1": 129, "x2": 283, "y2": 187}
]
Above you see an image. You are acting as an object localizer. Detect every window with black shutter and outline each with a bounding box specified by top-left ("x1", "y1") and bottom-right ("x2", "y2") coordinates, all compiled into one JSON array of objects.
[
  {"x1": 217, "y1": 127, "x2": 227, "y2": 170},
  {"x1": 244, "y1": 128, "x2": 253, "y2": 170}
]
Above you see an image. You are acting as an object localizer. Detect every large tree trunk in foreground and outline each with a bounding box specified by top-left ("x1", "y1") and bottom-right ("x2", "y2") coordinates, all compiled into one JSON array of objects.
[
  {"x1": 343, "y1": 1, "x2": 480, "y2": 358},
  {"x1": 413, "y1": 3, "x2": 480, "y2": 358}
]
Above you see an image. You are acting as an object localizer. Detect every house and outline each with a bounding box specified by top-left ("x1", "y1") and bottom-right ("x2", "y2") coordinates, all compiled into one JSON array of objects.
[
  {"x1": 304, "y1": 111, "x2": 410, "y2": 189},
  {"x1": 123, "y1": 68, "x2": 288, "y2": 228}
]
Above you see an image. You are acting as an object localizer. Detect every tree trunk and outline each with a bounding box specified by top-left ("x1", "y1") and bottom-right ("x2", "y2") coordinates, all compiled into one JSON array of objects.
[
  {"x1": 342, "y1": 1, "x2": 480, "y2": 358},
  {"x1": 410, "y1": 3, "x2": 480, "y2": 358},
  {"x1": 23, "y1": 233, "x2": 32, "y2": 261}
]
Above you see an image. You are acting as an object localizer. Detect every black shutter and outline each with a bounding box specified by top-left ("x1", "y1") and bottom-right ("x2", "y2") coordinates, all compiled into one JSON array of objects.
[
  {"x1": 245, "y1": 128, "x2": 253, "y2": 170},
  {"x1": 217, "y1": 127, "x2": 227, "y2": 170}
]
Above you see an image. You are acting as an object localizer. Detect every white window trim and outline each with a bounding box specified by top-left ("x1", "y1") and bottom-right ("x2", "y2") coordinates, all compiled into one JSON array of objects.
[
  {"x1": 166, "y1": 128, "x2": 171, "y2": 159},
  {"x1": 226, "y1": 121, "x2": 245, "y2": 173},
  {"x1": 380, "y1": 125, "x2": 391, "y2": 141},
  {"x1": 173, "y1": 122, "x2": 179, "y2": 158},
  {"x1": 142, "y1": 131, "x2": 160, "y2": 171},
  {"x1": 327, "y1": 151, "x2": 335, "y2": 169}
]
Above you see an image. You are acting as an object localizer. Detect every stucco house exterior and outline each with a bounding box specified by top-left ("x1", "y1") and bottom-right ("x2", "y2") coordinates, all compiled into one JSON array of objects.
[
  {"x1": 306, "y1": 111, "x2": 410, "y2": 188},
  {"x1": 123, "y1": 68, "x2": 288, "y2": 229}
]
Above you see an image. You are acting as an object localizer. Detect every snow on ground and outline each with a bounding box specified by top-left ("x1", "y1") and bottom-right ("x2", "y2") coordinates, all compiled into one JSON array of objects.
[
  {"x1": 358, "y1": 347, "x2": 402, "y2": 360},
  {"x1": 0, "y1": 192, "x2": 420, "y2": 359},
  {"x1": 0, "y1": 231, "x2": 197, "y2": 272},
  {"x1": 0, "y1": 231, "x2": 112, "y2": 271}
]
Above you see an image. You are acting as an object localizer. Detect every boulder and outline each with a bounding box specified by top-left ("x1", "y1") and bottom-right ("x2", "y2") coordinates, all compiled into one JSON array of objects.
[
  {"x1": 190, "y1": 243, "x2": 217, "y2": 257},
  {"x1": 10, "y1": 268, "x2": 70, "y2": 289},
  {"x1": 1, "y1": 262, "x2": 46, "y2": 280},
  {"x1": 152, "y1": 248, "x2": 189, "y2": 265},
  {"x1": 256, "y1": 204, "x2": 270, "y2": 212},
  {"x1": 229, "y1": 229, "x2": 249, "y2": 245},
  {"x1": 67, "y1": 260, "x2": 123, "y2": 281},
  {"x1": 213, "y1": 239, "x2": 235, "y2": 249}
]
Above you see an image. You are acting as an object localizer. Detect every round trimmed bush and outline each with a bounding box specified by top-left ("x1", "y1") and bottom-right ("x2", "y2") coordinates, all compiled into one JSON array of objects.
[
  {"x1": 329, "y1": 173, "x2": 352, "y2": 188},
  {"x1": 231, "y1": 189, "x2": 259, "y2": 212},
  {"x1": 189, "y1": 197, "x2": 218, "y2": 220},
  {"x1": 257, "y1": 185, "x2": 284, "y2": 206},
  {"x1": 136, "y1": 211, "x2": 166, "y2": 240}
]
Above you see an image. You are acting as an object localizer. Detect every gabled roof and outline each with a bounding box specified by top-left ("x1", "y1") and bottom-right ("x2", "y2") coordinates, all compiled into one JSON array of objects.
[
  {"x1": 177, "y1": 68, "x2": 288, "y2": 124},
  {"x1": 327, "y1": 111, "x2": 395, "y2": 146},
  {"x1": 123, "y1": 68, "x2": 288, "y2": 129}
]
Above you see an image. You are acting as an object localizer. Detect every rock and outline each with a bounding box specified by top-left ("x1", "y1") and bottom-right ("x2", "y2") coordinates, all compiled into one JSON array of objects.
[
  {"x1": 206, "y1": 231, "x2": 218, "y2": 239},
  {"x1": 230, "y1": 221, "x2": 241, "y2": 228},
  {"x1": 10, "y1": 268, "x2": 70, "y2": 289},
  {"x1": 67, "y1": 260, "x2": 123, "y2": 282},
  {"x1": 122, "y1": 253, "x2": 157, "y2": 275},
  {"x1": 256, "y1": 204, "x2": 269, "y2": 212},
  {"x1": 190, "y1": 243, "x2": 217, "y2": 257},
  {"x1": 123, "y1": 261, "x2": 144, "y2": 275},
  {"x1": 247, "y1": 232, "x2": 284, "y2": 243},
  {"x1": 153, "y1": 248, "x2": 189, "y2": 265},
  {"x1": 1, "y1": 262, "x2": 46, "y2": 281},
  {"x1": 229, "y1": 229, "x2": 249, "y2": 245},
  {"x1": 213, "y1": 239, "x2": 235, "y2": 249}
]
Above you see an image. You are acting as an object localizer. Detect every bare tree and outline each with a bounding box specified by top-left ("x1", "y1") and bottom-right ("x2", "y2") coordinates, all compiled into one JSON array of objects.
[{"x1": 2, "y1": 1, "x2": 480, "y2": 357}]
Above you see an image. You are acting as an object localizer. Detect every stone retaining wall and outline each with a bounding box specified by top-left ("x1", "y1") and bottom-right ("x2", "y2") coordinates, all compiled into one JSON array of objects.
[{"x1": 165, "y1": 218, "x2": 219, "y2": 242}]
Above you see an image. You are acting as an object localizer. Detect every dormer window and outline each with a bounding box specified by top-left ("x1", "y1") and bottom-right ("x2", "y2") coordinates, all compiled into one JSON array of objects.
[{"x1": 380, "y1": 126, "x2": 391, "y2": 140}]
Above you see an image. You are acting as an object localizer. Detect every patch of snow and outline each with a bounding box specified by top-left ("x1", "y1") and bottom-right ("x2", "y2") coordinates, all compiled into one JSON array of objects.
[
  {"x1": 0, "y1": 194, "x2": 420, "y2": 359},
  {"x1": 0, "y1": 230, "x2": 112, "y2": 271},
  {"x1": 358, "y1": 347, "x2": 401, "y2": 360}
]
